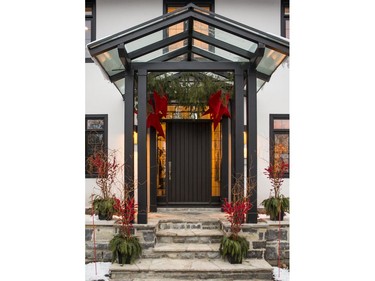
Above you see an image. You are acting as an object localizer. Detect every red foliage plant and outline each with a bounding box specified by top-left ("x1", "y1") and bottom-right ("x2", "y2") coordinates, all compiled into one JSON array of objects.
[
  {"x1": 264, "y1": 161, "x2": 288, "y2": 198},
  {"x1": 113, "y1": 197, "x2": 137, "y2": 239},
  {"x1": 87, "y1": 150, "x2": 119, "y2": 199},
  {"x1": 202, "y1": 90, "x2": 231, "y2": 130},
  {"x1": 222, "y1": 198, "x2": 252, "y2": 239}
]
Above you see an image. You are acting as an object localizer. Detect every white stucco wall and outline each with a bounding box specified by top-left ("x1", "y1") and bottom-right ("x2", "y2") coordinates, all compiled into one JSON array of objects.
[
  {"x1": 85, "y1": 63, "x2": 125, "y2": 207},
  {"x1": 215, "y1": 0, "x2": 280, "y2": 35},
  {"x1": 96, "y1": 0, "x2": 162, "y2": 39},
  {"x1": 85, "y1": 0, "x2": 289, "y2": 208},
  {"x1": 257, "y1": 62, "x2": 289, "y2": 206}
]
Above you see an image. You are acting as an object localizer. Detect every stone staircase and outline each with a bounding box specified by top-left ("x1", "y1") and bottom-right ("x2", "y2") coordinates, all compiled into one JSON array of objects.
[
  {"x1": 109, "y1": 217, "x2": 274, "y2": 280},
  {"x1": 151, "y1": 220, "x2": 222, "y2": 259}
]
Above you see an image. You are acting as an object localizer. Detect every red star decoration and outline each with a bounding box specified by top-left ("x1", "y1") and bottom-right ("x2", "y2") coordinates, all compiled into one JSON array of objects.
[
  {"x1": 203, "y1": 90, "x2": 231, "y2": 130},
  {"x1": 146, "y1": 91, "x2": 168, "y2": 138}
]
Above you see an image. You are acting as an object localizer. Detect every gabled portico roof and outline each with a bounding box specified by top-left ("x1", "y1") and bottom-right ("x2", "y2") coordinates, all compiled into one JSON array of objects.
[{"x1": 87, "y1": 3, "x2": 289, "y2": 96}]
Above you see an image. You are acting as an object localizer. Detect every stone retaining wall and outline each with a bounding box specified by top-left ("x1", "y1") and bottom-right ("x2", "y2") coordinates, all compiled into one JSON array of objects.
[
  {"x1": 219, "y1": 220, "x2": 289, "y2": 266},
  {"x1": 85, "y1": 218, "x2": 289, "y2": 266},
  {"x1": 85, "y1": 221, "x2": 157, "y2": 263},
  {"x1": 264, "y1": 223, "x2": 289, "y2": 266}
]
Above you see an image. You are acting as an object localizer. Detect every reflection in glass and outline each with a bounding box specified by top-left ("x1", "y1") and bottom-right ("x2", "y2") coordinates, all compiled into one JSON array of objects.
[
  {"x1": 126, "y1": 30, "x2": 164, "y2": 53},
  {"x1": 211, "y1": 123, "x2": 221, "y2": 196},
  {"x1": 273, "y1": 119, "x2": 289, "y2": 129},
  {"x1": 88, "y1": 133, "x2": 104, "y2": 144},
  {"x1": 134, "y1": 40, "x2": 188, "y2": 62},
  {"x1": 157, "y1": 124, "x2": 167, "y2": 197},
  {"x1": 87, "y1": 119, "x2": 104, "y2": 130},
  {"x1": 96, "y1": 48, "x2": 124, "y2": 76},
  {"x1": 256, "y1": 48, "x2": 286, "y2": 76},
  {"x1": 194, "y1": 20, "x2": 257, "y2": 53},
  {"x1": 193, "y1": 39, "x2": 249, "y2": 62},
  {"x1": 274, "y1": 133, "x2": 289, "y2": 173},
  {"x1": 114, "y1": 79, "x2": 125, "y2": 95},
  {"x1": 257, "y1": 79, "x2": 266, "y2": 92}
]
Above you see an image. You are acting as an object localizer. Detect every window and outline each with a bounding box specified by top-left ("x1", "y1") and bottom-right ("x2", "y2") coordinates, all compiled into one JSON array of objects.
[
  {"x1": 270, "y1": 114, "x2": 289, "y2": 178},
  {"x1": 164, "y1": 0, "x2": 214, "y2": 55},
  {"x1": 85, "y1": 0, "x2": 96, "y2": 62},
  {"x1": 85, "y1": 114, "x2": 108, "y2": 177},
  {"x1": 163, "y1": 0, "x2": 214, "y2": 14},
  {"x1": 281, "y1": 0, "x2": 289, "y2": 38}
]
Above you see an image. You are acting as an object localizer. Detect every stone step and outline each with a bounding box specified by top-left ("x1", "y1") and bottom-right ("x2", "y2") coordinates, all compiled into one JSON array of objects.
[
  {"x1": 131, "y1": 279, "x2": 268, "y2": 281},
  {"x1": 157, "y1": 208, "x2": 222, "y2": 212},
  {"x1": 156, "y1": 229, "x2": 224, "y2": 244},
  {"x1": 152, "y1": 243, "x2": 221, "y2": 259},
  {"x1": 158, "y1": 220, "x2": 221, "y2": 230},
  {"x1": 109, "y1": 258, "x2": 273, "y2": 280}
]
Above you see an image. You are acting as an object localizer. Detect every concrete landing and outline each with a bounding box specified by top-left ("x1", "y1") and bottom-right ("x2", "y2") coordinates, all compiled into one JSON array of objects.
[{"x1": 109, "y1": 258, "x2": 273, "y2": 280}]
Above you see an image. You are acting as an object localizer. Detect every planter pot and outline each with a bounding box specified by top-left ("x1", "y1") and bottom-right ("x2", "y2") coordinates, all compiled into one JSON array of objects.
[
  {"x1": 98, "y1": 208, "x2": 113, "y2": 221},
  {"x1": 98, "y1": 211, "x2": 113, "y2": 220},
  {"x1": 270, "y1": 211, "x2": 284, "y2": 221},
  {"x1": 117, "y1": 251, "x2": 132, "y2": 265},
  {"x1": 227, "y1": 254, "x2": 242, "y2": 264}
]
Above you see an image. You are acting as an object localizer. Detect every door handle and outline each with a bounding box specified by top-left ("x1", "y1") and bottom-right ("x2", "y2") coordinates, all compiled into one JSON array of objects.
[{"x1": 168, "y1": 161, "x2": 172, "y2": 180}]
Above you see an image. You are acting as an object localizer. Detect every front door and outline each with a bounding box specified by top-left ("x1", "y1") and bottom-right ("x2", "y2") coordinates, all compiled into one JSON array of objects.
[{"x1": 166, "y1": 120, "x2": 211, "y2": 205}]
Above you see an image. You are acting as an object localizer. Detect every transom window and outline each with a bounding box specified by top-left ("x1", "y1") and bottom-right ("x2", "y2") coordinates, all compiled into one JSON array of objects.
[{"x1": 270, "y1": 114, "x2": 289, "y2": 178}]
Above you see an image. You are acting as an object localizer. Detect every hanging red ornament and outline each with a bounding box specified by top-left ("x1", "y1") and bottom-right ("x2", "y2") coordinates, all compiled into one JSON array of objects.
[
  {"x1": 203, "y1": 90, "x2": 231, "y2": 130},
  {"x1": 146, "y1": 91, "x2": 168, "y2": 138}
]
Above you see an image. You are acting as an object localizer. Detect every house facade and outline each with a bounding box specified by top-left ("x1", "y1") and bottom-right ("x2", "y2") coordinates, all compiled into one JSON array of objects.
[{"x1": 85, "y1": 0, "x2": 289, "y2": 223}]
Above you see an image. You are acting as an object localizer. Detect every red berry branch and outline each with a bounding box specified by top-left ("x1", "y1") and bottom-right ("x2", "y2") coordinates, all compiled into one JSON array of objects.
[{"x1": 113, "y1": 197, "x2": 137, "y2": 239}]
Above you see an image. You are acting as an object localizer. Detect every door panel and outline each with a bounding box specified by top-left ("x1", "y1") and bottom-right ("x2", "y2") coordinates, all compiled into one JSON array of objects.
[{"x1": 166, "y1": 121, "x2": 211, "y2": 204}]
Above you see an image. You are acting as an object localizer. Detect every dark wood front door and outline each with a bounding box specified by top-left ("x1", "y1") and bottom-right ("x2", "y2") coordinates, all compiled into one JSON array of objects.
[{"x1": 166, "y1": 121, "x2": 211, "y2": 205}]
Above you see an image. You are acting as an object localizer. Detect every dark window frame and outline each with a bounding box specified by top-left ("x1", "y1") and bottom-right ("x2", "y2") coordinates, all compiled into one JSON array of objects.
[
  {"x1": 163, "y1": 0, "x2": 215, "y2": 14},
  {"x1": 163, "y1": 0, "x2": 215, "y2": 58},
  {"x1": 281, "y1": 0, "x2": 289, "y2": 38},
  {"x1": 269, "y1": 114, "x2": 289, "y2": 178},
  {"x1": 85, "y1": 0, "x2": 96, "y2": 63},
  {"x1": 85, "y1": 114, "x2": 108, "y2": 178}
]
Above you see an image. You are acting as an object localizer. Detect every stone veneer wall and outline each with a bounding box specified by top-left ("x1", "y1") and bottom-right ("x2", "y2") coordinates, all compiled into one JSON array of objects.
[
  {"x1": 265, "y1": 224, "x2": 289, "y2": 266},
  {"x1": 85, "y1": 221, "x2": 157, "y2": 263},
  {"x1": 85, "y1": 219, "x2": 289, "y2": 266}
]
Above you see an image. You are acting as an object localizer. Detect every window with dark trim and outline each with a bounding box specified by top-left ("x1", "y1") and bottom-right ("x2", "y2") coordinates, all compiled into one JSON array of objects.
[
  {"x1": 85, "y1": 114, "x2": 108, "y2": 177},
  {"x1": 85, "y1": 0, "x2": 96, "y2": 63},
  {"x1": 163, "y1": 0, "x2": 214, "y2": 14},
  {"x1": 164, "y1": 0, "x2": 214, "y2": 55},
  {"x1": 281, "y1": 0, "x2": 289, "y2": 38},
  {"x1": 270, "y1": 114, "x2": 289, "y2": 178}
]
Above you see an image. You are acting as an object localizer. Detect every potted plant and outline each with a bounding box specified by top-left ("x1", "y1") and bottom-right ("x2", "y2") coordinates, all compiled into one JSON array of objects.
[
  {"x1": 220, "y1": 198, "x2": 251, "y2": 264},
  {"x1": 219, "y1": 176, "x2": 252, "y2": 264},
  {"x1": 109, "y1": 196, "x2": 142, "y2": 265},
  {"x1": 87, "y1": 149, "x2": 119, "y2": 220},
  {"x1": 262, "y1": 144, "x2": 290, "y2": 221}
]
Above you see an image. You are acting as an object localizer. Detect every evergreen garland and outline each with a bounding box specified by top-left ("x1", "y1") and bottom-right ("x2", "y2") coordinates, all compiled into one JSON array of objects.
[{"x1": 146, "y1": 72, "x2": 233, "y2": 115}]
